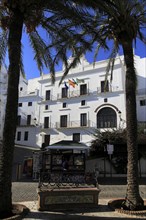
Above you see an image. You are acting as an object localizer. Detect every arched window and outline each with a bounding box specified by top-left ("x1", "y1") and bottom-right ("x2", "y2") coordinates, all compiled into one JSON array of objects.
[{"x1": 97, "y1": 107, "x2": 117, "y2": 128}]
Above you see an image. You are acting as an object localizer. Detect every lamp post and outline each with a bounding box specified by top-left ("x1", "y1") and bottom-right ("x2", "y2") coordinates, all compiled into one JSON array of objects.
[{"x1": 107, "y1": 144, "x2": 114, "y2": 177}]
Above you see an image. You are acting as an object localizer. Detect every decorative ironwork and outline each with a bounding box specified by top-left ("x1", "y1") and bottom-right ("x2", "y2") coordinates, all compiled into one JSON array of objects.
[
  {"x1": 37, "y1": 141, "x2": 98, "y2": 190},
  {"x1": 38, "y1": 171, "x2": 97, "y2": 189}
]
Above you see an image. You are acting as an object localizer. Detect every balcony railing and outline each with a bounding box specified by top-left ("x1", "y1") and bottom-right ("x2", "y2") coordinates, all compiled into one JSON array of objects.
[
  {"x1": 19, "y1": 90, "x2": 39, "y2": 97},
  {"x1": 55, "y1": 120, "x2": 96, "y2": 129},
  {"x1": 57, "y1": 89, "x2": 92, "y2": 100},
  {"x1": 97, "y1": 86, "x2": 121, "y2": 93},
  {"x1": 41, "y1": 122, "x2": 55, "y2": 130},
  {"x1": 41, "y1": 95, "x2": 57, "y2": 102}
]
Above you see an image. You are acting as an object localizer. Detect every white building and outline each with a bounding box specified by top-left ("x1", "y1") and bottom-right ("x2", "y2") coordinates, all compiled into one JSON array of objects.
[{"x1": 14, "y1": 55, "x2": 146, "y2": 148}]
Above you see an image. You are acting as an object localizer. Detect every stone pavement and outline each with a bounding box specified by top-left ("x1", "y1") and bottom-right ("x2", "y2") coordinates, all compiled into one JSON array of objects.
[
  {"x1": 12, "y1": 177, "x2": 146, "y2": 219},
  {"x1": 19, "y1": 199, "x2": 146, "y2": 219}
]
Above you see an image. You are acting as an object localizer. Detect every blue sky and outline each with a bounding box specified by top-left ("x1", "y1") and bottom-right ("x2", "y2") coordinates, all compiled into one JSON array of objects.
[{"x1": 22, "y1": 34, "x2": 146, "y2": 80}]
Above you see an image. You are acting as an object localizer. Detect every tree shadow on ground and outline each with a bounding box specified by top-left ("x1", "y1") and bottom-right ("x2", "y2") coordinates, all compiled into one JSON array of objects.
[{"x1": 23, "y1": 205, "x2": 143, "y2": 220}]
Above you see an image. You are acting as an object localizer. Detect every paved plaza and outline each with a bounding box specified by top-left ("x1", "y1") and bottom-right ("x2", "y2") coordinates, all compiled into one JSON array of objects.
[{"x1": 12, "y1": 177, "x2": 146, "y2": 219}]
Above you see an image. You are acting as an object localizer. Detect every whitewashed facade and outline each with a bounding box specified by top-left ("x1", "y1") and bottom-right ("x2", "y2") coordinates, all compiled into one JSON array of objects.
[{"x1": 14, "y1": 55, "x2": 146, "y2": 148}]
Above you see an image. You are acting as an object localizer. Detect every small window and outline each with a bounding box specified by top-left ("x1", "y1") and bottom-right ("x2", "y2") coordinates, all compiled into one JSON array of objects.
[
  {"x1": 62, "y1": 88, "x2": 68, "y2": 98},
  {"x1": 81, "y1": 100, "x2": 85, "y2": 106},
  {"x1": 17, "y1": 115, "x2": 21, "y2": 125},
  {"x1": 63, "y1": 102, "x2": 67, "y2": 108},
  {"x1": 46, "y1": 90, "x2": 51, "y2": 100},
  {"x1": 80, "y1": 113, "x2": 87, "y2": 126},
  {"x1": 27, "y1": 115, "x2": 31, "y2": 125},
  {"x1": 20, "y1": 87, "x2": 23, "y2": 91},
  {"x1": 104, "y1": 98, "x2": 108, "y2": 103},
  {"x1": 80, "y1": 84, "x2": 87, "y2": 95},
  {"x1": 140, "y1": 99, "x2": 146, "y2": 106},
  {"x1": 101, "y1": 81, "x2": 109, "y2": 93},
  {"x1": 44, "y1": 117, "x2": 49, "y2": 128},
  {"x1": 28, "y1": 102, "x2": 32, "y2": 106},
  {"x1": 45, "y1": 105, "x2": 49, "y2": 110},
  {"x1": 18, "y1": 103, "x2": 22, "y2": 107},
  {"x1": 24, "y1": 131, "x2": 28, "y2": 141},
  {"x1": 60, "y1": 115, "x2": 67, "y2": 127},
  {"x1": 73, "y1": 133, "x2": 80, "y2": 142},
  {"x1": 17, "y1": 131, "x2": 21, "y2": 141}
]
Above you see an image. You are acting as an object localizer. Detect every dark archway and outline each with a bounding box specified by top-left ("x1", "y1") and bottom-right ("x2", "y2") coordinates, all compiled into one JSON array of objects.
[{"x1": 97, "y1": 107, "x2": 117, "y2": 128}]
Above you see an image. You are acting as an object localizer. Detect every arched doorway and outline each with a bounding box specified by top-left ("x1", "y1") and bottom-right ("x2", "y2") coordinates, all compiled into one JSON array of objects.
[{"x1": 97, "y1": 107, "x2": 117, "y2": 128}]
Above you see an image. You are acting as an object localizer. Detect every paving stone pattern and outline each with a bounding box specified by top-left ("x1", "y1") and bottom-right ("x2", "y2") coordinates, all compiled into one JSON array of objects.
[{"x1": 12, "y1": 178, "x2": 146, "y2": 219}]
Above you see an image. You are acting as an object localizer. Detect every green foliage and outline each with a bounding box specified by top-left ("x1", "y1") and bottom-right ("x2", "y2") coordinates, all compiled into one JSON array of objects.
[
  {"x1": 0, "y1": 1, "x2": 94, "y2": 81},
  {"x1": 91, "y1": 127, "x2": 146, "y2": 152},
  {"x1": 91, "y1": 128, "x2": 127, "y2": 151}
]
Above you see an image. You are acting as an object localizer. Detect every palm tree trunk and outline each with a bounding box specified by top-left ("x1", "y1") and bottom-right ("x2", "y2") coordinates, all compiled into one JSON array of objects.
[
  {"x1": 122, "y1": 41, "x2": 144, "y2": 210},
  {"x1": 0, "y1": 10, "x2": 23, "y2": 214}
]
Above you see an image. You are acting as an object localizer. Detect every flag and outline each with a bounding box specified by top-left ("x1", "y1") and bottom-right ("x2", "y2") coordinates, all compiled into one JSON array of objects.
[
  {"x1": 72, "y1": 78, "x2": 78, "y2": 85},
  {"x1": 64, "y1": 81, "x2": 69, "y2": 90},
  {"x1": 68, "y1": 79, "x2": 76, "y2": 88},
  {"x1": 76, "y1": 78, "x2": 85, "y2": 83}
]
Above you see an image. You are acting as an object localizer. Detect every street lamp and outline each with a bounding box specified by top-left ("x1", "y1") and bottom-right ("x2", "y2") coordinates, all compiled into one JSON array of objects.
[{"x1": 107, "y1": 144, "x2": 114, "y2": 177}]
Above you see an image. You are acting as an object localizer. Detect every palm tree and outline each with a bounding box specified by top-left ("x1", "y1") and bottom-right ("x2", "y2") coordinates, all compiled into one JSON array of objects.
[
  {"x1": 74, "y1": 0, "x2": 146, "y2": 210},
  {"x1": 0, "y1": 1, "x2": 92, "y2": 215}
]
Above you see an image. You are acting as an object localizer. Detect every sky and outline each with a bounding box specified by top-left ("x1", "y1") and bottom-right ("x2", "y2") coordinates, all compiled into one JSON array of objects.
[{"x1": 22, "y1": 34, "x2": 146, "y2": 80}]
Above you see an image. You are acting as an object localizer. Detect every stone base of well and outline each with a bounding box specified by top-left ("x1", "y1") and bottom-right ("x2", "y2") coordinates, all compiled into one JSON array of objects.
[{"x1": 37, "y1": 187, "x2": 100, "y2": 211}]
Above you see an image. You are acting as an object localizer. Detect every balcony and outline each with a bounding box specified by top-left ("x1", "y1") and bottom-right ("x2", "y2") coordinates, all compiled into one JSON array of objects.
[
  {"x1": 97, "y1": 86, "x2": 121, "y2": 94},
  {"x1": 56, "y1": 120, "x2": 96, "y2": 129},
  {"x1": 19, "y1": 90, "x2": 39, "y2": 97},
  {"x1": 41, "y1": 95, "x2": 57, "y2": 103},
  {"x1": 17, "y1": 123, "x2": 36, "y2": 127},
  {"x1": 41, "y1": 123, "x2": 55, "y2": 130},
  {"x1": 17, "y1": 119, "x2": 39, "y2": 127},
  {"x1": 57, "y1": 89, "x2": 92, "y2": 100}
]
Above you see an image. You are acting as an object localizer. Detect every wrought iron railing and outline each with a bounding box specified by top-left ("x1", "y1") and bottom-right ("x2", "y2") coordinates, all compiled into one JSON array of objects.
[
  {"x1": 97, "y1": 86, "x2": 121, "y2": 93},
  {"x1": 41, "y1": 122, "x2": 55, "y2": 130},
  {"x1": 55, "y1": 120, "x2": 96, "y2": 129},
  {"x1": 57, "y1": 89, "x2": 92, "y2": 100},
  {"x1": 38, "y1": 171, "x2": 98, "y2": 189}
]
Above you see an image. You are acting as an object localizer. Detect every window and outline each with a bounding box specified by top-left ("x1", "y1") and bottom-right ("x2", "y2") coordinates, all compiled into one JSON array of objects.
[
  {"x1": 140, "y1": 99, "x2": 146, "y2": 106},
  {"x1": 73, "y1": 133, "x2": 80, "y2": 142},
  {"x1": 60, "y1": 115, "x2": 67, "y2": 127},
  {"x1": 104, "y1": 98, "x2": 108, "y2": 103},
  {"x1": 24, "y1": 131, "x2": 29, "y2": 141},
  {"x1": 45, "y1": 105, "x2": 49, "y2": 110},
  {"x1": 44, "y1": 117, "x2": 49, "y2": 128},
  {"x1": 97, "y1": 107, "x2": 117, "y2": 128},
  {"x1": 20, "y1": 87, "x2": 23, "y2": 91},
  {"x1": 81, "y1": 100, "x2": 86, "y2": 106},
  {"x1": 28, "y1": 102, "x2": 32, "y2": 106},
  {"x1": 80, "y1": 84, "x2": 87, "y2": 95},
  {"x1": 63, "y1": 102, "x2": 67, "y2": 108},
  {"x1": 17, "y1": 131, "x2": 21, "y2": 141},
  {"x1": 45, "y1": 90, "x2": 51, "y2": 100},
  {"x1": 101, "y1": 80, "x2": 109, "y2": 93},
  {"x1": 27, "y1": 115, "x2": 31, "y2": 125},
  {"x1": 17, "y1": 115, "x2": 21, "y2": 125},
  {"x1": 62, "y1": 88, "x2": 68, "y2": 98},
  {"x1": 18, "y1": 103, "x2": 22, "y2": 107},
  {"x1": 80, "y1": 113, "x2": 87, "y2": 126}
]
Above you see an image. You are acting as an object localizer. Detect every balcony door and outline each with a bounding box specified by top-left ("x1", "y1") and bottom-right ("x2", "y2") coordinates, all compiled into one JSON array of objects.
[
  {"x1": 80, "y1": 113, "x2": 87, "y2": 126},
  {"x1": 60, "y1": 115, "x2": 67, "y2": 127}
]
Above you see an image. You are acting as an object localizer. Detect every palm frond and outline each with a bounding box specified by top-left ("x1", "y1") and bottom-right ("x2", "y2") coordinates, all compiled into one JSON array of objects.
[
  {"x1": 20, "y1": 45, "x2": 25, "y2": 78},
  {"x1": 28, "y1": 31, "x2": 46, "y2": 73}
]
